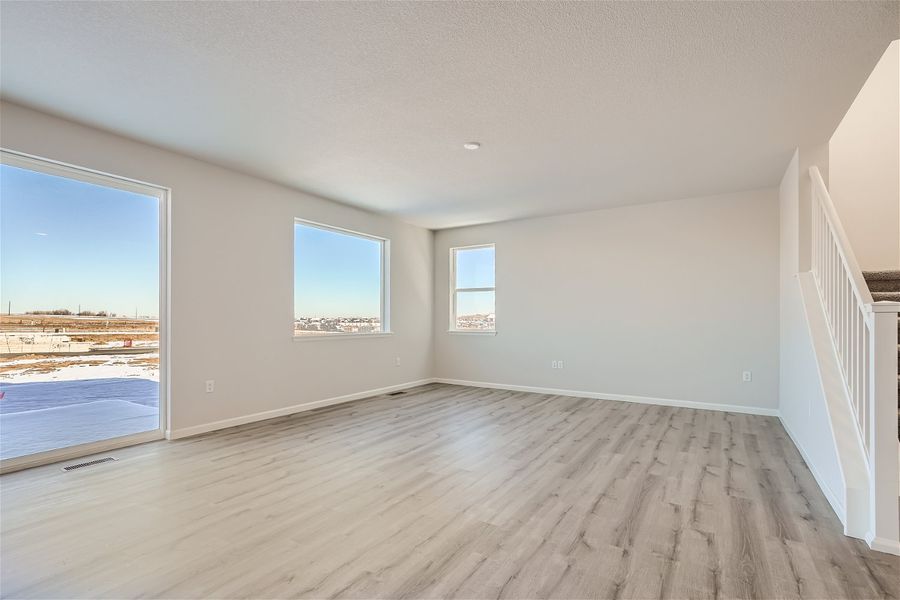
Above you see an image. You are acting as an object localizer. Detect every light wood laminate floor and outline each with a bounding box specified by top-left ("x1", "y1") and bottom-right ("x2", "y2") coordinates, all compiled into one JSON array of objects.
[{"x1": 1, "y1": 383, "x2": 897, "y2": 599}]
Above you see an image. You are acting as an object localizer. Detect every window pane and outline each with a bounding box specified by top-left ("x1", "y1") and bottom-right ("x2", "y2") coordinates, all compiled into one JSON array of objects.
[
  {"x1": 0, "y1": 162, "x2": 161, "y2": 460},
  {"x1": 455, "y1": 246, "x2": 494, "y2": 289},
  {"x1": 294, "y1": 223, "x2": 383, "y2": 335},
  {"x1": 455, "y1": 290, "x2": 495, "y2": 330}
]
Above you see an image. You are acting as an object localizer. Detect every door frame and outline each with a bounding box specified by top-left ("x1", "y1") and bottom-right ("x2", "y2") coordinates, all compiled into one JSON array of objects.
[{"x1": 0, "y1": 148, "x2": 170, "y2": 474}]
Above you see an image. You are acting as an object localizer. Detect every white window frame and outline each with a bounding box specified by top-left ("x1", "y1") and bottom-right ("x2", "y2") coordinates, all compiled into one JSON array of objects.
[
  {"x1": 292, "y1": 218, "x2": 391, "y2": 340},
  {"x1": 449, "y1": 243, "x2": 496, "y2": 335},
  {"x1": 0, "y1": 148, "x2": 170, "y2": 474}
]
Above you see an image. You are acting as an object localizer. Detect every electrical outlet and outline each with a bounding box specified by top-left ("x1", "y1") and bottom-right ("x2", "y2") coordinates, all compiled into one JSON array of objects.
[
  {"x1": 395, "y1": 357, "x2": 401, "y2": 367},
  {"x1": 558, "y1": 360, "x2": 564, "y2": 369},
  {"x1": 205, "y1": 379, "x2": 215, "y2": 393},
  {"x1": 742, "y1": 371, "x2": 752, "y2": 382},
  {"x1": 551, "y1": 360, "x2": 558, "y2": 369}
]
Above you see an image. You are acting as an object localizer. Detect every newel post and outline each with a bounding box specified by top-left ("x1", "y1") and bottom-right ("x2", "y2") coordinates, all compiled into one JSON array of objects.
[{"x1": 867, "y1": 304, "x2": 900, "y2": 553}]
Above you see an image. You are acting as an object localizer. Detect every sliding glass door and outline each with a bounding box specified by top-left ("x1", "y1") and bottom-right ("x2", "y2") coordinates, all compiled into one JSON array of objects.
[{"x1": 0, "y1": 151, "x2": 167, "y2": 470}]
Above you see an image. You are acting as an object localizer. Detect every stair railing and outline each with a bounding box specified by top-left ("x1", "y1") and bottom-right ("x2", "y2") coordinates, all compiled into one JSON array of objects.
[
  {"x1": 809, "y1": 166, "x2": 899, "y2": 551},
  {"x1": 809, "y1": 166, "x2": 874, "y2": 453}
]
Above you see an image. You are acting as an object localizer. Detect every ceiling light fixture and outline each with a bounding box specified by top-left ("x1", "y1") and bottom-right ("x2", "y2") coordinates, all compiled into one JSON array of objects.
[{"x1": 463, "y1": 142, "x2": 481, "y2": 150}]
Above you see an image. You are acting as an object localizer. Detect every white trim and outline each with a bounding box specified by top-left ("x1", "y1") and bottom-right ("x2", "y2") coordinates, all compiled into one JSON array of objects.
[
  {"x1": 0, "y1": 148, "x2": 171, "y2": 470},
  {"x1": 433, "y1": 378, "x2": 780, "y2": 416},
  {"x1": 293, "y1": 218, "x2": 390, "y2": 335},
  {"x1": 0, "y1": 429, "x2": 163, "y2": 475},
  {"x1": 1, "y1": 148, "x2": 168, "y2": 197},
  {"x1": 382, "y1": 237, "x2": 392, "y2": 333},
  {"x1": 865, "y1": 533, "x2": 900, "y2": 556},
  {"x1": 449, "y1": 243, "x2": 496, "y2": 333},
  {"x1": 292, "y1": 217, "x2": 387, "y2": 244},
  {"x1": 293, "y1": 332, "x2": 394, "y2": 342},
  {"x1": 162, "y1": 177, "x2": 173, "y2": 440},
  {"x1": 779, "y1": 414, "x2": 846, "y2": 524},
  {"x1": 447, "y1": 330, "x2": 497, "y2": 336},
  {"x1": 449, "y1": 243, "x2": 495, "y2": 252},
  {"x1": 167, "y1": 377, "x2": 779, "y2": 443},
  {"x1": 167, "y1": 378, "x2": 436, "y2": 439},
  {"x1": 867, "y1": 301, "x2": 900, "y2": 313}
]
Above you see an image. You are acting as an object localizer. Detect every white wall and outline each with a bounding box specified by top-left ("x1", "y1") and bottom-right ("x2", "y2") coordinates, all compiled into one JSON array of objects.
[
  {"x1": 433, "y1": 189, "x2": 780, "y2": 412},
  {"x1": 829, "y1": 40, "x2": 900, "y2": 271},
  {"x1": 0, "y1": 101, "x2": 434, "y2": 435},
  {"x1": 777, "y1": 148, "x2": 846, "y2": 517}
]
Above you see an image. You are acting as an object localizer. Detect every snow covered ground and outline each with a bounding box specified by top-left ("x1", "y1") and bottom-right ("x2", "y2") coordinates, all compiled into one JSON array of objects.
[{"x1": 0, "y1": 353, "x2": 159, "y2": 384}]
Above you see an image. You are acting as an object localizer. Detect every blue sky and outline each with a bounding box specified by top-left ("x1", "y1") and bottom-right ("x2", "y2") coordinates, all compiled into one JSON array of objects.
[
  {"x1": 0, "y1": 163, "x2": 494, "y2": 321},
  {"x1": 293, "y1": 229, "x2": 497, "y2": 319},
  {"x1": 294, "y1": 223, "x2": 382, "y2": 318},
  {"x1": 1, "y1": 164, "x2": 160, "y2": 317},
  {"x1": 455, "y1": 246, "x2": 495, "y2": 315}
]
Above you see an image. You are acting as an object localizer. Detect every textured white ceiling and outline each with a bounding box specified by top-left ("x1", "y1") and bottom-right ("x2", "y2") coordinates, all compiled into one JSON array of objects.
[{"x1": 1, "y1": 2, "x2": 897, "y2": 229}]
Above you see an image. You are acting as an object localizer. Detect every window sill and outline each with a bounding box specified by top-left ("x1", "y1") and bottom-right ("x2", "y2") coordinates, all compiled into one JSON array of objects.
[
  {"x1": 293, "y1": 332, "x2": 394, "y2": 342},
  {"x1": 447, "y1": 330, "x2": 497, "y2": 336}
]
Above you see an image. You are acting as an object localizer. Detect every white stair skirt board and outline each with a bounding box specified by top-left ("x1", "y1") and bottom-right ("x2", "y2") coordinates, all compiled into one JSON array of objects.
[
  {"x1": 779, "y1": 415, "x2": 847, "y2": 531},
  {"x1": 0, "y1": 400, "x2": 159, "y2": 460},
  {"x1": 796, "y1": 272, "x2": 871, "y2": 541},
  {"x1": 166, "y1": 379, "x2": 436, "y2": 439},
  {"x1": 433, "y1": 378, "x2": 780, "y2": 416}
]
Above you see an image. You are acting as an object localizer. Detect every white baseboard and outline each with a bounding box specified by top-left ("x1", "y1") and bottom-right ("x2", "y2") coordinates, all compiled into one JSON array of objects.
[
  {"x1": 865, "y1": 533, "x2": 900, "y2": 556},
  {"x1": 434, "y1": 378, "x2": 780, "y2": 416},
  {"x1": 167, "y1": 378, "x2": 437, "y2": 440},
  {"x1": 778, "y1": 414, "x2": 847, "y2": 528},
  {"x1": 168, "y1": 377, "x2": 778, "y2": 440}
]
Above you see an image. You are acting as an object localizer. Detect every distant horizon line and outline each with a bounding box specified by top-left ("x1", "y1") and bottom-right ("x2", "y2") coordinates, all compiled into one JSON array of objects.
[
  {"x1": 2, "y1": 311, "x2": 159, "y2": 319},
  {"x1": 295, "y1": 316, "x2": 380, "y2": 320}
]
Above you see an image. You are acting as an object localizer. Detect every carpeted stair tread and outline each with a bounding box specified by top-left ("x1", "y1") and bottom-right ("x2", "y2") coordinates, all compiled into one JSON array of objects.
[
  {"x1": 862, "y1": 270, "x2": 900, "y2": 281},
  {"x1": 864, "y1": 271, "x2": 900, "y2": 293},
  {"x1": 863, "y1": 270, "x2": 900, "y2": 281},
  {"x1": 867, "y1": 280, "x2": 900, "y2": 293},
  {"x1": 871, "y1": 291, "x2": 900, "y2": 302}
]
